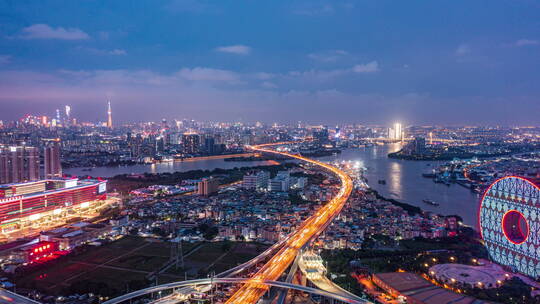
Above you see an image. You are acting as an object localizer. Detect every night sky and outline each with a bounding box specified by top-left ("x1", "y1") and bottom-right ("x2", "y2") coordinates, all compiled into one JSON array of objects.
[{"x1": 1, "y1": 0, "x2": 539, "y2": 125}]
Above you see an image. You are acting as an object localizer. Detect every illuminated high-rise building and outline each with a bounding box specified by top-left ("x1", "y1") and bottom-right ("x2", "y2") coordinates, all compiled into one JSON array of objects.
[
  {"x1": 44, "y1": 140, "x2": 62, "y2": 179},
  {"x1": 0, "y1": 146, "x2": 40, "y2": 184},
  {"x1": 388, "y1": 123, "x2": 403, "y2": 141},
  {"x1": 394, "y1": 123, "x2": 402, "y2": 140},
  {"x1": 65, "y1": 105, "x2": 71, "y2": 126},
  {"x1": 107, "y1": 100, "x2": 113, "y2": 129},
  {"x1": 182, "y1": 133, "x2": 200, "y2": 154}
]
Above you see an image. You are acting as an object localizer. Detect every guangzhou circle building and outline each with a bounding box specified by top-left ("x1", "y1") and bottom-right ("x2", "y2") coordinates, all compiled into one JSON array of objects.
[{"x1": 479, "y1": 176, "x2": 540, "y2": 278}]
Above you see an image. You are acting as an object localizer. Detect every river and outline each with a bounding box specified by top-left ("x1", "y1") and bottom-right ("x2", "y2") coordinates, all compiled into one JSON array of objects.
[
  {"x1": 64, "y1": 159, "x2": 280, "y2": 177},
  {"x1": 65, "y1": 143, "x2": 480, "y2": 226},
  {"x1": 318, "y1": 143, "x2": 480, "y2": 227}
]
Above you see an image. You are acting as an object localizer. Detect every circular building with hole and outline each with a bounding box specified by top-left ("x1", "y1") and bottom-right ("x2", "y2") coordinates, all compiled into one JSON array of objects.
[{"x1": 479, "y1": 176, "x2": 540, "y2": 278}]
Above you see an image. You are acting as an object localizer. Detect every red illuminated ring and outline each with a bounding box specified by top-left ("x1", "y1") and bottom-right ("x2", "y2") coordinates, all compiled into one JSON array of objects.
[
  {"x1": 478, "y1": 175, "x2": 540, "y2": 238},
  {"x1": 501, "y1": 209, "x2": 529, "y2": 245}
]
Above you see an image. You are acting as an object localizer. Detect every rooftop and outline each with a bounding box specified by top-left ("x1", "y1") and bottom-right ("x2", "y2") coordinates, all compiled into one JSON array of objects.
[
  {"x1": 374, "y1": 272, "x2": 433, "y2": 293},
  {"x1": 373, "y1": 272, "x2": 491, "y2": 304}
]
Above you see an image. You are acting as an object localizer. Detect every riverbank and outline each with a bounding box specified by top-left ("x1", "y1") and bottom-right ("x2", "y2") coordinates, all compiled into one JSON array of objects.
[
  {"x1": 103, "y1": 162, "x2": 298, "y2": 194},
  {"x1": 368, "y1": 189, "x2": 422, "y2": 215},
  {"x1": 387, "y1": 146, "x2": 540, "y2": 161},
  {"x1": 224, "y1": 149, "x2": 341, "y2": 162},
  {"x1": 64, "y1": 157, "x2": 284, "y2": 178}
]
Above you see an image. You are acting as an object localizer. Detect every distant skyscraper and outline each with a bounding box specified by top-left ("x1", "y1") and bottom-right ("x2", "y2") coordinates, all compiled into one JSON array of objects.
[
  {"x1": 0, "y1": 146, "x2": 40, "y2": 184},
  {"x1": 182, "y1": 133, "x2": 200, "y2": 154},
  {"x1": 155, "y1": 136, "x2": 165, "y2": 154},
  {"x1": 65, "y1": 105, "x2": 71, "y2": 126},
  {"x1": 388, "y1": 123, "x2": 403, "y2": 141},
  {"x1": 107, "y1": 100, "x2": 113, "y2": 128},
  {"x1": 161, "y1": 118, "x2": 168, "y2": 131},
  {"x1": 312, "y1": 126, "x2": 329, "y2": 144},
  {"x1": 44, "y1": 140, "x2": 62, "y2": 179},
  {"x1": 203, "y1": 136, "x2": 215, "y2": 154}
]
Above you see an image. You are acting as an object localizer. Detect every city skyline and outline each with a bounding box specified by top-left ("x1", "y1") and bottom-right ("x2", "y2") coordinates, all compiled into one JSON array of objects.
[
  {"x1": 2, "y1": 2, "x2": 540, "y2": 304},
  {"x1": 1, "y1": 1, "x2": 540, "y2": 125}
]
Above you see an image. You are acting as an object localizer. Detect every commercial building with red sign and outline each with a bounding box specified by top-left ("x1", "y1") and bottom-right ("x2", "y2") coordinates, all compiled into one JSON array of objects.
[{"x1": 0, "y1": 178, "x2": 107, "y2": 234}]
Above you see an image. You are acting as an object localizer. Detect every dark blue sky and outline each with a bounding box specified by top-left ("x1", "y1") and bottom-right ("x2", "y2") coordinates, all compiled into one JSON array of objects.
[{"x1": 1, "y1": 0, "x2": 539, "y2": 125}]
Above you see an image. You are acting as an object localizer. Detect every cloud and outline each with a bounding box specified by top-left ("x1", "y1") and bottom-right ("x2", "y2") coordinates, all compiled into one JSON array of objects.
[
  {"x1": 177, "y1": 67, "x2": 240, "y2": 83},
  {"x1": 308, "y1": 50, "x2": 348, "y2": 62},
  {"x1": 292, "y1": 1, "x2": 354, "y2": 16},
  {"x1": 109, "y1": 49, "x2": 127, "y2": 55},
  {"x1": 77, "y1": 47, "x2": 127, "y2": 56},
  {"x1": 215, "y1": 45, "x2": 251, "y2": 55},
  {"x1": 98, "y1": 31, "x2": 110, "y2": 40},
  {"x1": 18, "y1": 24, "x2": 90, "y2": 40},
  {"x1": 515, "y1": 39, "x2": 539, "y2": 47},
  {"x1": 56, "y1": 68, "x2": 240, "y2": 86},
  {"x1": 1, "y1": 69, "x2": 537, "y2": 125},
  {"x1": 455, "y1": 44, "x2": 470, "y2": 56},
  {"x1": 285, "y1": 62, "x2": 379, "y2": 83},
  {"x1": 261, "y1": 81, "x2": 278, "y2": 89},
  {"x1": 294, "y1": 3, "x2": 334, "y2": 16},
  {"x1": 253, "y1": 72, "x2": 276, "y2": 80},
  {"x1": 353, "y1": 61, "x2": 379, "y2": 73},
  {"x1": 166, "y1": 0, "x2": 216, "y2": 13},
  {"x1": 0, "y1": 55, "x2": 11, "y2": 65},
  {"x1": 288, "y1": 68, "x2": 348, "y2": 80}
]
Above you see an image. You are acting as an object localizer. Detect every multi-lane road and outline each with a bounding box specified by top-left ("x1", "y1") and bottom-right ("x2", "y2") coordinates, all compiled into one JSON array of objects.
[
  {"x1": 224, "y1": 143, "x2": 354, "y2": 303},
  {"x1": 0, "y1": 288, "x2": 40, "y2": 304}
]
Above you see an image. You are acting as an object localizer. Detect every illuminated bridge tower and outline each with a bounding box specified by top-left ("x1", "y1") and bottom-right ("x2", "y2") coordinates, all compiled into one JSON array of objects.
[{"x1": 479, "y1": 176, "x2": 540, "y2": 278}]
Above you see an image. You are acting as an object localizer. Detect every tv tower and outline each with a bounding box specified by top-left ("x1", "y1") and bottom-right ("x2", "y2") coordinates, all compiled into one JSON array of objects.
[{"x1": 107, "y1": 99, "x2": 113, "y2": 128}]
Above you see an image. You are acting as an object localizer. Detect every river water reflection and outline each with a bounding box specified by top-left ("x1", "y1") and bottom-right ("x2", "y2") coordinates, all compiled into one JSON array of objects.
[
  {"x1": 319, "y1": 143, "x2": 480, "y2": 227},
  {"x1": 64, "y1": 159, "x2": 280, "y2": 177}
]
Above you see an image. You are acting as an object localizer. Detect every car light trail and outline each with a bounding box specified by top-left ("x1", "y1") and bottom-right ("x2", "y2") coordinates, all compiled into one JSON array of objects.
[{"x1": 225, "y1": 142, "x2": 354, "y2": 304}]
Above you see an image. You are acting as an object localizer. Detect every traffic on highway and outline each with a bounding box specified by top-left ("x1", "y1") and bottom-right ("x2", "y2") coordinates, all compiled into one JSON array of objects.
[{"x1": 225, "y1": 142, "x2": 354, "y2": 303}]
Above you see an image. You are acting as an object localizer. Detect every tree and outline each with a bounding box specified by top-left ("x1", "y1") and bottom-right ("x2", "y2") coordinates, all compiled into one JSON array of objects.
[{"x1": 203, "y1": 227, "x2": 218, "y2": 240}]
